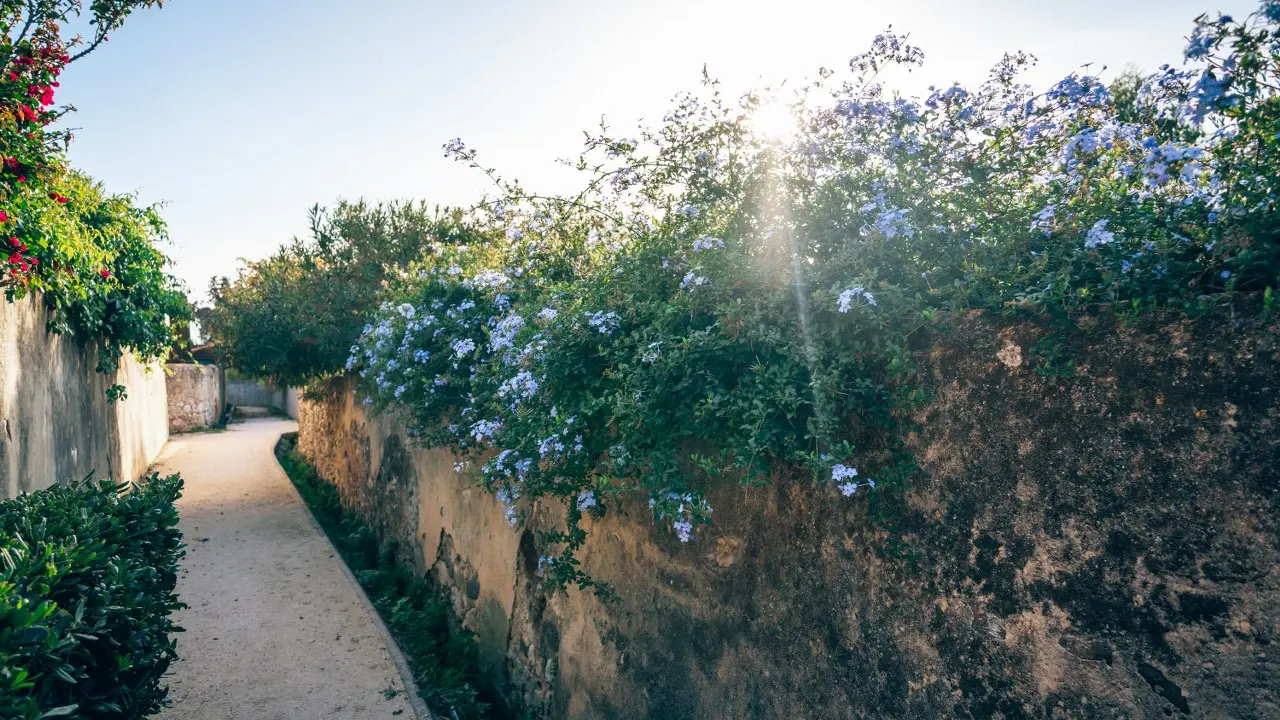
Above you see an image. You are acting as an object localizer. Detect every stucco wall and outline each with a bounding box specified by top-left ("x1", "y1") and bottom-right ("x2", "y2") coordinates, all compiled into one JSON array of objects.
[
  {"x1": 297, "y1": 309, "x2": 1280, "y2": 719},
  {"x1": 0, "y1": 294, "x2": 170, "y2": 499},
  {"x1": 280, "y1": 387, "x2": 301, "y2": 420},
  {"x1": 166, "y1": 363, "x2": 223, "y2": 432}
]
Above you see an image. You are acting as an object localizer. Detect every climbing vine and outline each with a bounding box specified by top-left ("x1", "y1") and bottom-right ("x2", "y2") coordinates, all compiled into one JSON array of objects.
[{"x1": 346, "y1": 4, "x2": 1280, "y2": 592}]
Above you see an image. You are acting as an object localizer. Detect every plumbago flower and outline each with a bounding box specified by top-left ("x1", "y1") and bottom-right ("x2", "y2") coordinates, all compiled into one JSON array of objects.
[{"x1": 360, "y1": 2, "x2": 1280, "y2": 594}]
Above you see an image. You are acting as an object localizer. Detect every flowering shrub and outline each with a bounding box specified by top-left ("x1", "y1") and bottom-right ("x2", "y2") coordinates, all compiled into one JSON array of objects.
[
  {"x1": 0, "y1": 1, "x2": 183, "y2": 398},
  {"x1": 349, "y1": 4, "x2": 1280, "y2": 592}
]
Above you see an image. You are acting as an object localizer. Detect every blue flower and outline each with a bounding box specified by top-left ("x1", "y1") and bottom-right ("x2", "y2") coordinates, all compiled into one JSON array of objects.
[
  {"x1": 692, "y1": 235, "x2": 724, "y2": 251},
  {"x1": 470, "y1": 419, "x2": 500, "y2": 443},
  {"x1": 681, "y1": 270, "x2": 709, "y2": 289},
  {"x1": 584, "y1": 310, "x2": 620, "y2": 334},
  {"x1": 837, "y1": 287, "x2": 876, "y2": 312},
  {"x1": 467, "y1": 269, "x2": 510, "y2": 290},
  {"x1": 673, "y1": 519, "x2": 694, "y2": 543},
  {"x1": 576, "y1": 491, "x2": 597, "y2": 512},
  {"x1": 1084, "y1": 220, "x2": 1115, "y2": 249},
  {"x1": 1184, "y1": 25, "x2": 1215, "y2": 60}
]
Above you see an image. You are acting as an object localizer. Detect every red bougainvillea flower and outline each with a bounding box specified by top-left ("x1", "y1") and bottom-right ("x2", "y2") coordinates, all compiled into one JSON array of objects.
[
  {"x1": 9, "y1": 237, "x2": 18, "y2": 247},
  {"x1": 0, "y1": 211, "x2": 8, "y2": 223},
  {"x1": 3, "y1": 158, "x2": 17, "y2": 168},
  {"x1": 99, "y1": 269, "x2": 111, "y2": 279},
  {"x1": 16, "y1": 176, "x2": 25, "y2": 183}
]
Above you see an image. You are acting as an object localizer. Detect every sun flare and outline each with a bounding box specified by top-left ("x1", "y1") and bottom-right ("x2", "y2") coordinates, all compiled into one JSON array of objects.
[{"x1": 750, "y1": 97, "x2": 798, "y2": 142}]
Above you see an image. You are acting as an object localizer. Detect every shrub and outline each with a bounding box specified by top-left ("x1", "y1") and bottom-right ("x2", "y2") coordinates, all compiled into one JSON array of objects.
[
  {"x1": 348, "y1": 3, "x2": 1280, "y2": 590},
  {"x1": 0, "y1": 473, "x2": 186, "y2": 720}
]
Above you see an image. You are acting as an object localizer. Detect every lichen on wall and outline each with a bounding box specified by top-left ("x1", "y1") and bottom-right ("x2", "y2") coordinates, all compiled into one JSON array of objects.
[{"x1": 298, "y1": 309, "x2": 1280, "y2": 719}]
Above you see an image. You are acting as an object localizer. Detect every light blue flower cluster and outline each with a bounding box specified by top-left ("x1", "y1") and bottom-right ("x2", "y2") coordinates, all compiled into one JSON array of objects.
[
  {"x1": 1084, "y1": 220, "x2": 1116, "y2": 249},
  {"x1": 831, "y1": 464, "x2": 875, "y2": 496},
  {"x1": 692, "y1": 235, "x2": 724, "y2": 251},
  {"x1": 837, "y1": 287, "x2": 876, "y2": 312},
  {"x1": 648, "y1": 492, "x2": 712, "y2": 543},
  {"x1": 583, "y1": 310, "x2": 620, "y2": 334}
]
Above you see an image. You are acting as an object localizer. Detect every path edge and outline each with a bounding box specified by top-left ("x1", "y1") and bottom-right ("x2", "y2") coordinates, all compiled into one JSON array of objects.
[{"x1": 269, "y1": 430, "x2": 437, "y2": 720}]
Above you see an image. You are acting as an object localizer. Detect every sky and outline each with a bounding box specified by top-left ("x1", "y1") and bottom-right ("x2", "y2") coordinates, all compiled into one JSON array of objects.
[{"x1": 55, "y1": 0, "x2": 1254, "y2": 304}]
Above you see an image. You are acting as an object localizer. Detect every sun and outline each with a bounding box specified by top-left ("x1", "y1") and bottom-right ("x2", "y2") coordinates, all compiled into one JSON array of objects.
[{"x1": 751, "y1": 97, "x2": 798, "y2": 142}]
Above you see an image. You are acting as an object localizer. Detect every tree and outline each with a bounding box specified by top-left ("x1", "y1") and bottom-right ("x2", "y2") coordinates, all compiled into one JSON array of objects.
[{"x1": 206, "y1": 200, "x2": 480, "y2": 386}]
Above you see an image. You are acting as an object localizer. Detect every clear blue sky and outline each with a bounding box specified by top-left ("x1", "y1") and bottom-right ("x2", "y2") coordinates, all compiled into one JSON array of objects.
[{"x1": 56, "y1": 0, "x2": 1251, "y2": 303}]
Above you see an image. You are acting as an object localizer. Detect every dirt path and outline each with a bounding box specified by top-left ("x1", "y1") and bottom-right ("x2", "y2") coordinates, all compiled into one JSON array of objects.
[{"x1": 153, "y1": 418, "x2": 420, "y2": 720}]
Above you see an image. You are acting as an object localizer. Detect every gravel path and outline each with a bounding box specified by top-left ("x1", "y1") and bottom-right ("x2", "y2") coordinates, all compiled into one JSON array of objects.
[{"x1": 153, "y1": 418, "x2": 420, "y2": 720}]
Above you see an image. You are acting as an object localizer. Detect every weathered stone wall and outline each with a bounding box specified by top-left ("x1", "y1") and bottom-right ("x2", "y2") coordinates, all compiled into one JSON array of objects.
[
  {"x1": 1, "y1": 294, "x2": 170, "y2": 499},
  {"x1": 165, "y1": 363, "x2": 223, "y2": 432},
  {"x1": 297, "y1": 309, "x2": 1280, "y2": 718}
]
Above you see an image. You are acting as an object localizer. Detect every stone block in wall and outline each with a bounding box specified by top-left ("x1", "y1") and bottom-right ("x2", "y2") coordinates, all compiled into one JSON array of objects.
[{"x1": 165, "y1": 363, "x2": 223, "y2": 433}]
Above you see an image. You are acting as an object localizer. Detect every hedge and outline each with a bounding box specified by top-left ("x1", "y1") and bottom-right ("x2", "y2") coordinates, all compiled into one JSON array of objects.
[{"x1": 0, "y1": 474, "x2": 185, "y2": 720}]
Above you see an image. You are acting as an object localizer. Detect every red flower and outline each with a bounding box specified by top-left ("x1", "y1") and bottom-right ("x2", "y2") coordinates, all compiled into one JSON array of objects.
[
  {"x1": 28, "y1": 257, "x2": 37, "y2": 265},
  {"x1": 7, "y1": 72, "x2": 17, "y2": 81},
  {"x1": 0, "y1": 211, "x2": 8, "y2": 223},
  {"x1": 4, "y1": 158, "x2": 18, "y2": 168},
  {"x1": 8, "y1": 253, "x2": 21, "y2": 265},
  {"x1": 9, "y1": 237, "x2": 18, "y2": 247},
  {"x1": 16, "y1": 176, "x2": 25, "y2": 183},
  {"x1": 99, "y1": 269, "x2": 111, "y2": 279}
]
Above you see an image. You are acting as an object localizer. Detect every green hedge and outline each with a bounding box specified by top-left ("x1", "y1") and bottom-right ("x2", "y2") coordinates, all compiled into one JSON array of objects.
[{"x1": 0, "y1": 474, "x2": 185, "y2": 720}]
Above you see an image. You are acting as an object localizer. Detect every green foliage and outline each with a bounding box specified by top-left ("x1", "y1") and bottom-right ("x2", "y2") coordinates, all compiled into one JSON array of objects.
[
  {"x1": 0, "y1": 473, "x2": 185, "y2": 720},
  {"x1": 348, "y1": 4, "x2": 1280, "y2": 592},
  {"x1": 274, "y1": 434, "x2": 499, "y2": 719},
  {"x1": 0, "y1": 2, "x2": 185, "y2": 395},
  {"x1": 40, "y1": 173, "x2": 189, "y2": 376},
  {"x1": 206, "y1": 201, "x2": 479, "y2": 386}
]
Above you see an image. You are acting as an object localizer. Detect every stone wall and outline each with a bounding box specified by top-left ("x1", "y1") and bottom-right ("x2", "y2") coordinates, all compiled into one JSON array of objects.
[
  {"x1": 297, "y1": 309, "x2": 1280, "y2": 718},
  {"x1": 166, "y1": 363, "x2": 223, "y2": 432},
  {"x1": 1, "y1": 294, "x2": 170, "y2": 499}
]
